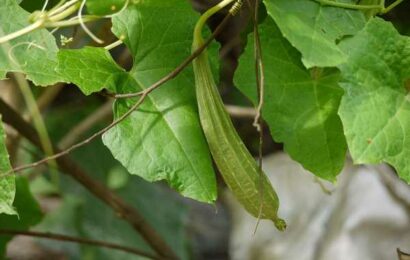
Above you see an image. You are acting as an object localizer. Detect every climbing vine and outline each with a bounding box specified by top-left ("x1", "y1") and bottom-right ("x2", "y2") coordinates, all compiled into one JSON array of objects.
[{"x1": 0, "y1": 0, "x2": 409, "y2": 259}]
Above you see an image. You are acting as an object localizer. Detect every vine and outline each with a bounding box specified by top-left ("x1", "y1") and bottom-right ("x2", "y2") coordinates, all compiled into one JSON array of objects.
[
  {"x1": 313, "y1": 0, "x2": 405, "y2": 13},
  {"x1": 0, "y1": 0, "x2": 409, "y2": 259}
]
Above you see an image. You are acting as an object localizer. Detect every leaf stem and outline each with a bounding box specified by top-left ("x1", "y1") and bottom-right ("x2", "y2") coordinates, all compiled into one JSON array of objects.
[
  {"x1": 47, "y1": 0, "x2": 66, "y2": 14},
  {"x1": 314, "y1": 0, "x2": 382, "y2": 10},
  {"x1": 382, "y1": 0, "x2": 405, "y2": 13},
  {"x1": 104, "y1": 39, "x2": 123, "y2": 50},
  {"x1": 46, "y1": 16, "x2": 100, "y2": 28},
  {"x1": 78, "y1": 0, "x2": 104, "y2": 44},
  {"x1": 48, "y1": 2, "x2": 80, "y2": 22},
  {"x1": 314, "y1": 0, "x2": 406, "y2": 13},
  {"x1": 13, "y1": 73, "x2": 59, "y2": 187},
  {"x1": 0, "y1": 20, "x2": 43, "y2": 44},
  {"x1": 194, "y1": 0, "x2": 236, "y2": 46},
  {"x1": 0, "y1": 1, "x2": 79, "y2": 44},
  {"x1": 48, "y1": 0, "x2": 79, "y2": 17},
  {"x1": 41, "y1": 0, "x2": 50, "y2": 12}
]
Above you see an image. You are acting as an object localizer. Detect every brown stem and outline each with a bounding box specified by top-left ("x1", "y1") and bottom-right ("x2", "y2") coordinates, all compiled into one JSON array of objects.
[
  {"x1": 246, "y1": 0, "x2": 265, "y2": 166},
  {"x1": 245, "y1": 0, "x2": 266, "y2": 231},
  {"x1": 0, "y1": 229, "x2": 160, "y2": 260},
  {"x1": 58, "y1": 101, "x2": 113, "y2": 149},
  {"x1": 0, "y1": 98, "x2": 177, "y2": 259},
  {"x1": 225, "y1": 104, "x2": 256, "y2": 118},
  {"x1": 60, "y1": 102, "x2": 250, "y2": 149},
  {"x1": 36, "y1": 83, "x2": 65, "y2": 111}
]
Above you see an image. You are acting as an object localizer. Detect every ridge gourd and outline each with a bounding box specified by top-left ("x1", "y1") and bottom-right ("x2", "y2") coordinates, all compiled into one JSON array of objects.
[{"x1": 192, "y1": 0, "x2": 286, "y2": 230}]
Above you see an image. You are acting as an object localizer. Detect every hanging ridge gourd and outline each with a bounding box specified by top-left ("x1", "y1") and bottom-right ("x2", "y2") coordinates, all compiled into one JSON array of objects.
[{"x1": 192, "y1": 0, "x2": 286, "y2": 230}]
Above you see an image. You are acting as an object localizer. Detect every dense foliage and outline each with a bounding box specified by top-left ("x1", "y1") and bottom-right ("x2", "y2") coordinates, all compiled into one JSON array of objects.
[{"x1": 0, "y1": 0, "x2": 409, "y2": 258}]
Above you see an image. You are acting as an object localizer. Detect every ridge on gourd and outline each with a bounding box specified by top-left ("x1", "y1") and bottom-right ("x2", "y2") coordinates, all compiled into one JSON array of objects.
[{"x1": 192, "y1": 0, "x2": 286, "y2": 230}]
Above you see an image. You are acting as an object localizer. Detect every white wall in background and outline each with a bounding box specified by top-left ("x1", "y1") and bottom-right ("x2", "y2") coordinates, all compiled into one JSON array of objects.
[{"x1": 226, "y1": 152, "x2": 410, "y2": 260}]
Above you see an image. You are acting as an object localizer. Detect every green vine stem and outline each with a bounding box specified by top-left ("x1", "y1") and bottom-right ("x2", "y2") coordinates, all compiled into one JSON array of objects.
[
  {"x1": 313, "y1": 0, "x2": 407, "y2": 14},
  {"x1": 47, "y1": 15, "x2": 100, "y2": 28},
  {"x1": 47, "y1": 0, "x2": 79, "y2": 17},
  {"x1": 13, "y1": 73, "x2": 59, "y2": 186},
  {"x1": 0, "y1": 0, "x2": 104, "y2": 44},
  {"x1": 193, "y1": 0, "x2": 236, "y2": 46},
  {"x1": 382, "y1": 0, "x2": 406, "y2": 13},
  {"x1": 315, "y1": 0, "x2": 382, "y2": 10},
  {"x1": 0, "y1": 1, "x2": 79, "y2": 44},
  {"x1": 0, "y1": 20, "x2": 43, "y2": 44},
  {"x1": 47, "y1": 2, "x2": 80, "y2": 22},
  {"x1": 104, "y1": 38, "x2": 124, "y2": 51}
]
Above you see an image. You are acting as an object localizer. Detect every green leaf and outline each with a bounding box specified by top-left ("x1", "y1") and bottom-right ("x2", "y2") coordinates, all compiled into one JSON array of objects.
[
  {"x1": 0, "y1": 0, "x2": 62, "y2": 86},
  {"x1": 56, "y1": 1, "x2": 217, "y2": 203},
  {"x1": 235, "y1": 17, "x2": 347, "y2": 181},
  {"x1": 0, "y1": 177, "x2": 43, "y2": 257},
  {"x1": 0, "y1": 119, "x2": 15, "y2": 215},
  {"x1": 86, "y1": 0, "x2": 128, "y2": 15},
  {"x1": 338, "y1": 18, "x2": 410, "y2": 183},
  {"x1": 102, "y1": 0, "x2": 217, "y2": 203},
  {"x1": 263, "y1": 0, "x2": 366, "y2": 68},
  {"x1": 57, "y1": 47, "x2": 128, "y2": 95}
]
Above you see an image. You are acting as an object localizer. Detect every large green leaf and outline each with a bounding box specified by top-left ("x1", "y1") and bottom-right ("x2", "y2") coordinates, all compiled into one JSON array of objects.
[
  {"x1": 102, "y1": 0, "x2": 217, "y2": 203},
  {"x1": 57, "y1": 47, "x2": 128, "y2": 95},
  {"x1": 56, "y1": 1, "x2": 216, "y2": 203},
  {"x1": 0, "y1": 0, "x2": 62, "y2": 86},
  {"x1": 235, "y1": 17, "x2": 346, "y2": 181},
  {"x1": 338, "y1": 18, "x2": 410, "y2": 183},
  {"x1": 0, "y1": 177, "x2": 43, "y2": 257},
  {"x1": 263, "y1": 0, "x2": 366, "y2": 68},
  {"x1": 0, "y1": 119, "x2": 15, "y2": 215}
]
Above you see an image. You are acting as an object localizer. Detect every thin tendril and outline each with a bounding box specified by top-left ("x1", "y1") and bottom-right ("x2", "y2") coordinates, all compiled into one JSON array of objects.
[
  {"x1": 8, "y1": 42, "x2": 46, "y2": 67},
  {"x1": 48, "y1": 0, "x2": 66, "y2": 13},
  {"x1": 48, "y1": 0, "x2": 79, "y2": 16},
  {"x1": 41, "y1": 0, "x2": 50, "y2": 13},
  {"x1": 104, "y1": 39, "x2": 123, "y2": 50},
  {"x1": 245, "y1": 0, "x2": 265, "y2": 235},
  {"x1": 78, "y1": 0, "x2": 104, "y2": 44}
]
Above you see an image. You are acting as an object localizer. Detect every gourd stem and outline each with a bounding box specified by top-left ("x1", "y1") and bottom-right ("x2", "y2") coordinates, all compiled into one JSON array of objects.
[{"x1": 193, "y1": 0, "x2": 236, "y2": 46}]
